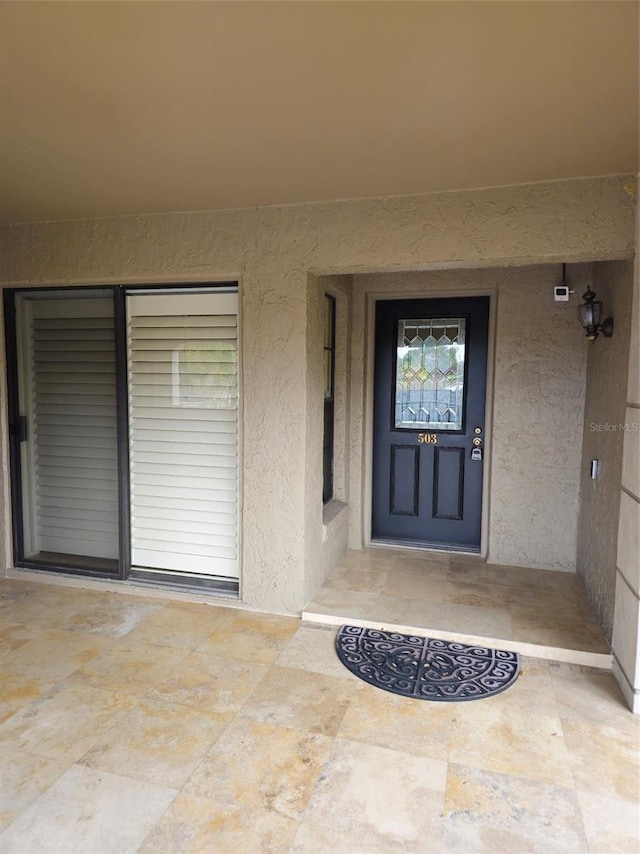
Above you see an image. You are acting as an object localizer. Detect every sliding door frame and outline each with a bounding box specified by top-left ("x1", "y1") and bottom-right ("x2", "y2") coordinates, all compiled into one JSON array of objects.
[
  {"x1": 4, "y1": 282, "x2": 240, "y2": 591},
  {"x1": 114, "y1": 286, "x2": 131, "y2": 580}
]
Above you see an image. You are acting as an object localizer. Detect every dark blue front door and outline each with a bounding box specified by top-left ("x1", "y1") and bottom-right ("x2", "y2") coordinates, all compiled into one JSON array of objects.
[{"x1": 372, "y1": 296, "x2": 490, "y2": 551}]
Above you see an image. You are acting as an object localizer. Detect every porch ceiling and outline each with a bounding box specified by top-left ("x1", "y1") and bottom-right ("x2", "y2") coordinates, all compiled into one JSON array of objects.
[{"x1": 0, "y1": 1, "x2": 637, "y2": 225}]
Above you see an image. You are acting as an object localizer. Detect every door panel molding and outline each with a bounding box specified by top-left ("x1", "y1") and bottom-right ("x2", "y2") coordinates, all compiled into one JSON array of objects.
[
  {"x1": 432, "y1": 446, "x2": 465, "y2": 521},
  {"x1": 389, "y1": 444, "x2": 420, "y2": 517}
]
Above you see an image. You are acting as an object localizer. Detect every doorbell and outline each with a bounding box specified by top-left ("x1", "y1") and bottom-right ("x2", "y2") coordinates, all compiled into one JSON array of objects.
[{"x1": 554, "y1": 285, "x2": 570, "y2": 302}]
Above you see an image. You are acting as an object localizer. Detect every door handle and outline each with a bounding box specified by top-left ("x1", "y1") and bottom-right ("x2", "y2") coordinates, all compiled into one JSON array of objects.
[{"x1": 10, "y1": 415, "x2": 28, "y2": 443}]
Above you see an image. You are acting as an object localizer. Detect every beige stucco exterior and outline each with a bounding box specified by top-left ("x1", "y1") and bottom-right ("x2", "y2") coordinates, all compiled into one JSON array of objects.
[
  {"x1": 612, "y1": 191, "x2": 640, "y2": 713},
  {"x1": 577, "y1": 261, "x2": 634, "y2": 637},
  {"x1": 349, "y1": 264, "x2": 591, "y2": 572},
  {"x1": 0, "y1": 175, "x2": 636, "y2": 625}
]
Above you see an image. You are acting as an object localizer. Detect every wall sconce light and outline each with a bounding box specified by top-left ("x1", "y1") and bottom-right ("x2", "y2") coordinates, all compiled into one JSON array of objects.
[{"x1": 577, "y1": 287, "x2": 614, "y2": 341}]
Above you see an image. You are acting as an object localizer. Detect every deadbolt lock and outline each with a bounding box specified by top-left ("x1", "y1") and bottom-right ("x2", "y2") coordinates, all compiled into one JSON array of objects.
[{"x1": 474, "y1": 427, "x2": 482, "y2": 435}]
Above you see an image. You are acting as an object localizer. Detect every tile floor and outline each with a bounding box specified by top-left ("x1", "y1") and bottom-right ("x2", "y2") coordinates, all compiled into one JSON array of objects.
[
  {"x1": 304, "y1": 549, "x2": 612, "y2": 668},
  {"x1": 0, "y1": 568, "x2": 638, "y2": 853}
]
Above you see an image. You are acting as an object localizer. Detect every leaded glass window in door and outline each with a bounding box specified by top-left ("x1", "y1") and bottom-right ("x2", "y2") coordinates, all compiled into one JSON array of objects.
[{"x1": 394, "y1": 318, "x2": 466, "y2": 430}]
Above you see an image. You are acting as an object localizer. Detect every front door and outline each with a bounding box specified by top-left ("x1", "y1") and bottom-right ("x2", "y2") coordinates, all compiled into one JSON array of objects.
[{"x1": 372, "y1": 296, "x2": 490, "y2": 551}]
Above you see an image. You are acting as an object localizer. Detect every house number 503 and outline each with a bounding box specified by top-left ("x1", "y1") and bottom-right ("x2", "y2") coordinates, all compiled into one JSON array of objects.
[{"x1": 418, "y1": 433, "x2": 438, "y2": 445}]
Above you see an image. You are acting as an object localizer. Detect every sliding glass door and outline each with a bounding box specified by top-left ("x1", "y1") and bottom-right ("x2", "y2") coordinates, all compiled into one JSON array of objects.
[
  {"x1": 11, "y1": 290, "x2": 119, "y2": 573},
  {"x1": 6, "y1": 285, "x2": 240, "y2": 590}
]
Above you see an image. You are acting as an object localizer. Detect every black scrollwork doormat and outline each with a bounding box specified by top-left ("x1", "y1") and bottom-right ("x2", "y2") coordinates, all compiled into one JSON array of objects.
[{"x1": 336, "y1": 625, "x2": 520, "y2": 702}]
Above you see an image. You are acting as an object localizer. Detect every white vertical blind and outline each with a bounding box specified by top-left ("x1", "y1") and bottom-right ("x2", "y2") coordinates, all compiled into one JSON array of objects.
[
  {"x1": 25, "y1": 298, "x2": 119, "y2": 560},
  {"x1": 127, "y1": 292, "x2": 239, "y2": 579}
]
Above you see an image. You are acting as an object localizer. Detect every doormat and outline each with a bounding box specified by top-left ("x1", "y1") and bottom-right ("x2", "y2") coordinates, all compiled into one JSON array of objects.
[{"x1": 336, "y1": 625, "x2": 520, "y2": 702}]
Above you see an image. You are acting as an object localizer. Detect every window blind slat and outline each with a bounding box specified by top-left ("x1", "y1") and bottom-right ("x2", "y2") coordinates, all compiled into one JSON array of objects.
[
  {"x1": 128, "y1": 297, "x2": 239, "y2": 580},
  {"x1": 30, "y1": 310, "x2": 119, "y2": 560}
]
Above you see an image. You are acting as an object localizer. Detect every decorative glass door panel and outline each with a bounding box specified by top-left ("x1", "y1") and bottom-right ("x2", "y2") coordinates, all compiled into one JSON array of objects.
[{"x1": 395, "y1": 318, "x2": 466, "y2": 430}]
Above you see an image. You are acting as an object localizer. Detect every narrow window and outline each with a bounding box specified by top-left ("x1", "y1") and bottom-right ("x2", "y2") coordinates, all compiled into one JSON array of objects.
[{"x1": 323, "y1": 295, "x2": 336, "y2": 503}]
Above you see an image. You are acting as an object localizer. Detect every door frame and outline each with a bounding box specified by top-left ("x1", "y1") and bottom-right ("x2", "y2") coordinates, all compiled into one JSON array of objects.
[{"x1": 363, "y1": 288, "x2": 497, "y2": 556}]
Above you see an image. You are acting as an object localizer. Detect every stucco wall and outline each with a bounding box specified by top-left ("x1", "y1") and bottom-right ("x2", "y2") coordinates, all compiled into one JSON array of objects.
[
  {"x1": 350, "y1": 265, "x2": 588, "y2": 571},
  {"x1": 304, "y1": 274, "x2": 352, "y2": 603},
  {"x1": 577, "y1": 261, "x2": 634, "y2": 638},
  {"x1": 0, "y1": 176, "x2": 635, "y2": 614},
  {"x1": 613, "y1": 189, "x2": 640, "y2": 713}
]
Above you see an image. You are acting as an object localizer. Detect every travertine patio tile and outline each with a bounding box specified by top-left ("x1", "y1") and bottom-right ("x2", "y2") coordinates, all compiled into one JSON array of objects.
[
  {"x1": 511, "y1": 613, "x2": 610, "y2": 654},
  {"x1": 304, "y1": 587, "x2": 380, "y2": 620},
  {"x1": 380, "y1": 570, "x2": 448, "y2": 601},
  {"x1": 59, "y1": 596, "x2": 162, "y2": 637},
  {"x1": 73, "y1": 638, "x2": 190, "y2": 693},
  {"x1": 0, "y1": 764, "x2": 177, "y2": 854},
  {"x1": 0, "y1": 628, "x2": 112, "y2": 681},
  {"x1": 340, "y1": 549, "x2": 396, "y2": 570},
  {"x1": 0, "y1": 745, "x2": 69, "y2": 831},
  {"x1": 508, "y1": 586, "x2": 594, "y2": 619},
  {"x1": 562, "y1": 718, "x2": 640, "y2": 801},
  {"x1": 123, "y1": 603, "x2": 232, "y2": 649},
  {"x1": 391, "y1": 558, "x2": 451, "y2": 581},
  {"x1": 444, "y1": 580, "x2": 513, "y2": 609},
  {"x1": 370, "y1": 595, "x2": 513, "y2": 639},
  {"x1": 338, "y1": 681, "x2": 456, "y2": 761},
  {"x1": 0, "y1": 583, "x2": 101, "y2": 626},
  {"x1": 137, "y1": 792, "x2": 299, "y2": 854},
  {"x1": 79, "y1": 697, "x2": 232, "y2": 789},
  {"x1": 291, "y1": 821, "x2": 408, "y2": 853},
  {"x1": 303, "y1": 739, "x2": 447, "y2": 846},
  {"x1": 194, "y1": 610, "x2": 299, "y2": 664},
  {"x1": 489, "y1": 659, "x2": 558, "y2": 717},
  {"x1": 147, "y1": 650, "x2": 269, "y2": 713},
  {"x1": 449, "y1": 561, "x2": 581, "y2": 593},
  {"x1": 186, "y1": 717, "x2": 332, "y2": 820},
  {"x1": 0, "y1": 681, "x2": 136, "y2": 762},
  {"x1": 550, "y1": 669, "x2": 640, "y2": 733},
  {"x1": 441, "y1": 763, "x2": 587, "y2": 853},
  {"x1": 0, "y1": 624, "x2": 33, "y2": 653},
  {"x1": 240, "y1": 665, "x2": 356, "y2": 736},
  {"x1": 275, "y1": 625, "x2": 354, "y2": 680},
  {"x1": 0, "y1": 572, "x2": 637, "y2": 854},
  {"x1": 392, "y1": 548, "x2": 451, "y2": 567},
  {"x1": 324, "y1": 566, "x2": 389, "y2": 593},
  {"x1": 0, "y1": 671, "x2": 54, "y2": 726},
  {"x1": 450, "y1": 701, "x2": 574, "y2": 788},
  {"x1": 577, "y1": 790, "x2": 640, "y2": 853}
]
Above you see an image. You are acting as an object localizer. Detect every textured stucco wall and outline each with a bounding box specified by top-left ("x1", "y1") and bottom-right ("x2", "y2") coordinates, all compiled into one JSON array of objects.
[
  {"x1": 613, "y1": 187, "x2": 640, "y2": 713},
  {"x1": 577, "y1": 261, "x2": 634, "y2": 639},
  {"x1": 0, "y1": 176, "x2": 635, "y2": 613},
  {"x1": 305, "y1": 275, "x2": 352, "y2": 603},
  {"x1": 326, "y1": 277, "x2": 352, "y2": 505},
  {"x1": 351, "y1": 265, "x2": 588, "y2": 572}
]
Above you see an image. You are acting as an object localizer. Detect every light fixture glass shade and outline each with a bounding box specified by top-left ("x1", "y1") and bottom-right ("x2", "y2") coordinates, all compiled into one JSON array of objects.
[
  {"x1": 578, "y1": 287, "x2": 604, "y2": 339},
  {"x1": 578, "y1": 299, "x2": 602, "y2": 329}
]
